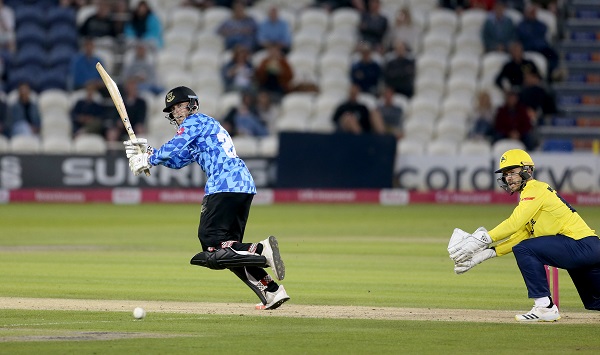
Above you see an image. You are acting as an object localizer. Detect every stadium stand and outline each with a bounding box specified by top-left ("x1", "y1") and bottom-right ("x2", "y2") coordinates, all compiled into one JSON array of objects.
[{"x1": 0, "y1": 0, "x2": 593, "y2": 157}]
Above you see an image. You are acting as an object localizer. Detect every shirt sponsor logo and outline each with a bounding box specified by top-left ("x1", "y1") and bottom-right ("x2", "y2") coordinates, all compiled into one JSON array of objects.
[{"x1": 521, "y1": 197, "x2": 535, "y2": 201}]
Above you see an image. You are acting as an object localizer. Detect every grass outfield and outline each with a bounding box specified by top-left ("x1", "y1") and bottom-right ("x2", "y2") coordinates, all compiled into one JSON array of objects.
[{"x1": 1, "y1": 203, "x2": 599, "y2": 354}]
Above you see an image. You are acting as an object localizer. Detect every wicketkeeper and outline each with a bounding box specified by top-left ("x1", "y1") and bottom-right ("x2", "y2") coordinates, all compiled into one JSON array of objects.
[
  {"x1": 124, "y1": 86, "x2": 290, "y2": 310},
  {"x1": 448, "y1": 149, "x2": 600, "y2": 321}
]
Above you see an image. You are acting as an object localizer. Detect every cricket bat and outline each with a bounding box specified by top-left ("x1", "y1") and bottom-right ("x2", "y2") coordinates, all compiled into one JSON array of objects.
[{"x1": 96, "y1": 62, "x2": 150, "y2": 176}]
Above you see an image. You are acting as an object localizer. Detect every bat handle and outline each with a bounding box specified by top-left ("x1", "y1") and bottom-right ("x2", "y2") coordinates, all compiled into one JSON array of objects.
[{"x1": 144, "y1": 169, "x2": 151, "y2": 176}]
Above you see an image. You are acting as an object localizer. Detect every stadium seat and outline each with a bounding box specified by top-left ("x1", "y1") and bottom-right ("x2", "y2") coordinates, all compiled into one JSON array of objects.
[
  {"x1": 197, "y1": 94, "x2": 219, "y2": 118},
  {"x1": 445, "y1": 76, "x2": 477, "y2": 102},
  {"x1": 421, "y1": 31, "x2": 453, "y2": 57},
  {"x1": 168, "y1": 6, "x2": 202, "y2": 31},
  {"x1": 298, "y1": 8, "x2": 329, "y2": 35},
  {"x1": 492, "y1": 139, "x2": 526, "y2": 157},
  {"x1": 47, "y1": 5, "x2": 76, "y2": 26},
  {"x1": 162, "y1": 69, "x2": 195, "y2": 93},
  {"x1": 537, "y1": 8, "x2": 557, "y2": 41},
  {"x1": 203, "y1": 6, "x2": 232, "y2": 31},
  {"x1": 15, "y1": 23, "x2": 47, "y2": 48},
  {"x1": 217, "y1": 91, "x2": 241, "y2": 118},
  {"x1": 48, "y1": 44, "x2": 77, "y2": 68},
  {"x1": 330, "y1": 7, "x2": 360, "y2": 33},
  {"x1": 459, "y1": 8, "x2": 487, "y2": 34},
  {"x1": 193, "y1": 72, "x2": 223, "y2": 97},
  {"x1": 449, "y1": 54, "x2": 480, "y2": 79},
  {"x1": 257, "y1": 135, "x2": 279, "y2": 158},
  {"x1": 15, "y1": 6, "x2": 46, "y2": 28},
  {"x1": 324, "y1": 31, "x2": 357, "y2": 54},
  {"x1": 319, "y1": 75, "x2": 351, "y2": 96},
  {"x1": 39, "y1": 89, "x2": 71, "y2": 116},
  {"x1": 408, "y1": 96, "x2": 440, "y2": 122},
  {"x1": 415, "y1": 74, "x2": 445, "y2": 101},
  {"x1": 408, "y1": 0, "x2": 439, "y2": 14},
  {"x1": 291, "y1": 31, "x2": 323, "y2": 56},
  {"x1": 42, "y1": 136, "x2": 73, "y2": 154},
  {"x1": 48, "y1": 23, "x2": 79, "y2": 49},
  {"x1": 524, "y1": 51, "x2": 548, "y2": 79},
  {"x1": 0, "y1": 135, "x2": 9, "y2": 153},
  {"x1": 187, "y1": 49, "x2": 221, "y2": 72},
  {"x1": 403, "y1": 118, "x2": 434, "y2": 141},
  {"x1": 426, "y1": 139, "x2": 459, "y2": 156},
  {"x1": 14, "y1": 44, "x2": 47, "y2": 67},
  {"x1": 505, "y1": 8, "x2": 523, "y2": 25},
  {"x1": 40, "y1": 112, "x2": 72, "y2": 141},
  {"x1": 453, "y1": 31, "x2": 484, "y2": 57},
  {"x1": 288, "y1": 51, "x2": 318, "y2": 77},
  {"x1": 163, "y1": 28, "x2": 195, "y2": 53},
  {"x1": 281, "y1": 92, "x2": 315, "y2": 117},
  {"x1": 9, "y1": 135, "x2": 41, "y2": 154},
  {"x1": 194, "y1": 31, "x2": 225, "y2": 53},
  {"x1": 232, "y1": 136, "x2": 259, "y2": 157},
  {"x1": 480, "y1": 52, "x2": 510, "y2": 84},
  {"x1": 459, "y1": 140, "x2": 492, "y2": 155},
  {"x1": 542, "y1": 139, "x2": 574, "y2": 152},
  {"x1": 416, "y1": 54, "x2": 447, "y2": 80},
  {"x1": 441, "y1": 96, "x2": 473, "y2": 119},
  {"x1": 397, "y1": 139, "x2": 426, "y2": 156},
  {"x1": 38, "y1": 71, "x2": 69, "y2": 91},
  {"x1": 434, "y1": 116, "x2": 468, "y2": 142},
  {"x1": 308, "y1": 94, "x2": 343, "y2": 133},
  {"x1": 318, "y1": 51, "x2": 351, "y2": 77},
  {"x1": 73, "y1": 134, "x2": 107, "y2": 155},
  {"x1": 427, "y1": 8, "x2": 458, "y2": 34},
  {"x1": 278, "y1": 8, "x2": 297, "y2": 33}
]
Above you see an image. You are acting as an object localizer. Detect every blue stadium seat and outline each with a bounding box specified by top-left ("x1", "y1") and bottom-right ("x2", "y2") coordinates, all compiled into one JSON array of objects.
[
  {"x1": 15, "y1": 6, "x2": 46, "y2": 28},
  {"x1": 48, "y1": 23, "x2": 79, "y2": 50},
  {"x1": 15, "y1": 23, "x2": 47, "y2": 48},
  {"x1": 47, "y1": 5, "x2": 76, "y2": 26},
  {"x1": 47, "y1": 43, "x2": 76, "y2": 68},
  {"x1": 38, "y1": 70, "x2": 68, "y2": 91},
  {"x1": 542, "y1": 140, "x2": 574, "y2": 152},
  {"x1": 14, "y1": 44, "x2": 47, "y2": 67},
  {"x1": 7, "y1": 65, "x2": 43, "y2": 92}
]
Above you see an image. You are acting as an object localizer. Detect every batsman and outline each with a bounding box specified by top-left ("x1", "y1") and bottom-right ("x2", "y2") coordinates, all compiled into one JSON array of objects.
[
  {"x1": 123, "y1": 86, "x2": 289, "y2": 310},
  {"x1": 448, "y1": 149, "x2": 600, "y2": 322}
]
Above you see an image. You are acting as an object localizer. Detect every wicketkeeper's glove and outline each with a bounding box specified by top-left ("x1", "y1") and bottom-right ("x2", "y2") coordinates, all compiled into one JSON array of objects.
[
  {"x1": 454, "y1": 248, "x2": 496, "y2": 274},
  {"x1": 448, "y1": 226, "x2": 492, "y2": 263}
]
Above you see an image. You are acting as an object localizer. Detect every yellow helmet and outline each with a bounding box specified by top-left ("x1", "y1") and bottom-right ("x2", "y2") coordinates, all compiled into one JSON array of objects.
[{"x1": 495, "y1": 149, "x2": 534, "y2": 173}]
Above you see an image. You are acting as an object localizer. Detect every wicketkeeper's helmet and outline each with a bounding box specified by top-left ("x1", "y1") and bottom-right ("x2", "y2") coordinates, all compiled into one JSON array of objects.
[{"x1": 495, "y1": 149, "x2": 535, "y2": 194}]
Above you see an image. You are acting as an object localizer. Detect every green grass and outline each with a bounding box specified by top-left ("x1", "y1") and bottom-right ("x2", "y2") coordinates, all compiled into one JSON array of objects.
[{"x1": 1, "y1": 203, "x2": 600, "y2": 354}]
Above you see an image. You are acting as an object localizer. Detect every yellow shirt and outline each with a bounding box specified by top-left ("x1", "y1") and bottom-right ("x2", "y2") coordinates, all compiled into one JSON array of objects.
[{"x1": 488, "y1": 179, "x2": 597, "y2": 256}]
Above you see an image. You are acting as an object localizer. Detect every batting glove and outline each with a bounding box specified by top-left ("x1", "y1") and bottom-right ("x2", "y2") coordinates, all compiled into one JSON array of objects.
[
  {"x1": 123, "y1": 138, "x2": 153, "y2": 158},
  {"x1": 454, "y1": 248, "x2": 496, "y2": 274},
  {"x1": 449, "y1": 227, "x2": 492, "y2": 263},
  {"x1": 129, "y1": 153, "x2": 151, "y2": 176}
]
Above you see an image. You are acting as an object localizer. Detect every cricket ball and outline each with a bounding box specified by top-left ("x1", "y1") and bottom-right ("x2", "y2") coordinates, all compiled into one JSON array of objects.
[{"x1": 133, "y1": 307, "x2": 146, "y2": 319}]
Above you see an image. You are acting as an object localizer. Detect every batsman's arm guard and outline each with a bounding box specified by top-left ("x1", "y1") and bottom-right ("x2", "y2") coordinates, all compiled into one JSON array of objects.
[{"x1": 190, "y1": 248, "x2": 268, "y2": 270}]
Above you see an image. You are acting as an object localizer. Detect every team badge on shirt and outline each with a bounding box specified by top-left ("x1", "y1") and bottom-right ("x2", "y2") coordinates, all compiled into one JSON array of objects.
[{"x1": 177, "y1": 127, "x2": 185, "y2": 135}]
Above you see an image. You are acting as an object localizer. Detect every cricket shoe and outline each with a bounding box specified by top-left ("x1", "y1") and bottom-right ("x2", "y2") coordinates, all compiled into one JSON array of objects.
[
  {"x1": 256, "y1": 285, "x2": 290, "y2": 310},
  {"x1": 261, "y1": 236, "x2": 285, "y2": 281},
  {"x1": 515, "y1": 305, "x2": 561, "y2": 322}
]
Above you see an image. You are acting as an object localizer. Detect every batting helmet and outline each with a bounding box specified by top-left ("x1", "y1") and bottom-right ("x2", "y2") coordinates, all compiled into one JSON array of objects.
[
  {"x1": 162, "y1": 86, "x2": 198, "y2": 113},
  {"x1": 495, "y1": 149, "x2": 535, "y2": 173}
]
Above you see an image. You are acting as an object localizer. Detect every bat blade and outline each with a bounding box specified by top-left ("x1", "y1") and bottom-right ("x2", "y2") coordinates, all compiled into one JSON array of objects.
[{"x1": 96, "y1": 62, "x2": 151, "y2": 176}]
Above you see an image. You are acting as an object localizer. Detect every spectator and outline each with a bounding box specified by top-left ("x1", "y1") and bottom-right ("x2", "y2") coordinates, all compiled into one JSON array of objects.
[
  {"x1": 221, "y1": 44, "x2": 254, "y2": 92},
  {"x1": 358, "y1": 0, "x2": 388, "y2": 52},
  {"x1": 112, "y1": 0, "x2": 131, "y2": 37},
  {"x1": 350, "y1": 42, "x2": 382, "y2": 95},
  {"x1": 382, "y1": 41, "x2": 415, "y2": 98},
  {"x1": 124, "y1": 0, "x2": 163, "y2": 51},
  {"x1": 7, "y1": 82, "x2": 40, "y2": 137},
  {"x1": 493, "y1": 88, "x2": 537, "y2": 150},
  {"x1": 121, "y1": 41, "x2": 163, "y2": 95},
  {"x1": 332, "y1": 84, "x2": 384, "y2": 135},
  {"x1": 470, "y1": 0, "x2": 496, "y2": 11},
  {"x1": 495, "y1": 41, "x2": 540, "y2": 92},
  {"x1": 519, "y1": 70, "x2": 557, "y2": 125},
  {"x1": 222, "y1": 90, "x2": 268, "y2": 137},
  {"x1": 0, "y1": 0, "x2": 15, "y2": 54},
  {"x1": 214, "y1": 0, "x2": 256, "y2": 7},
  {"x1": 70, "y1": 82, "x2": 107, "y2": 138},
  {"x1": 516, "y1": 4, "x2": 559, "y2": 80},
  {"x1": 217, "y1": 0, "x2": 258, "y2": 51},
  {"x1": 373, "y1": 86, "x2": 403, "y2": 139},
  {"x1": 468, "y1": 90, "x2": 495, "y2": 141},
  {"x1": 78, "y1": 1, "x2": 119, "y2": 39},
  {"x1": 255, "y1": 90, "x2": 278, "y2": 133},
  {"x1": 481, "y1": 1, "x2": 516, "y2": 53},
  {"x1": 254, "y1": 45, "x2": 293, "y2": 100},
  {"x1": 257, "y1": 6, "x2": 291, "y2": 53},
  {"x1": 387, "y1": 7, "x2": 419, "y2": 54},
  {"x1": 108, "y1": 78, "x2": 147, "y2": 142},
  {"x1": 69, "y1": 37, "x2": 104, "y2": 91}
]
